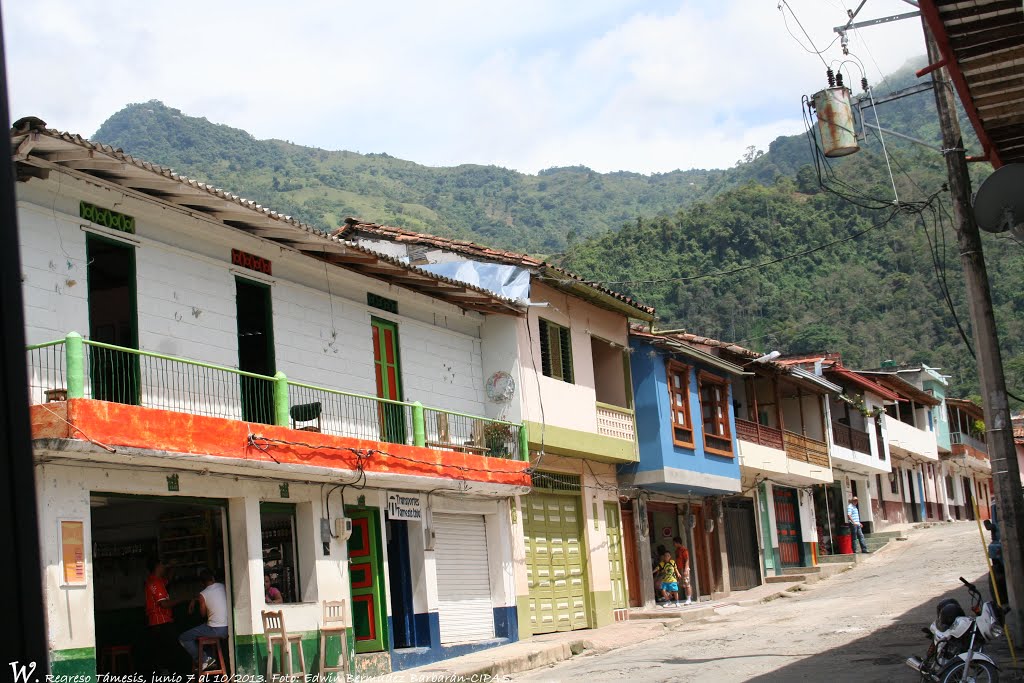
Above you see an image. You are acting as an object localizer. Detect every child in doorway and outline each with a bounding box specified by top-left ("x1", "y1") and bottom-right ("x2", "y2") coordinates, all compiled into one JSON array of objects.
[{"x1": 653, "y1": 551, "x2": 681, "y2": 607}]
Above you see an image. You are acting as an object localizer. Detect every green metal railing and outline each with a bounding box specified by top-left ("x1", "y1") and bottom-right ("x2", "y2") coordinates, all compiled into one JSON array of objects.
[
  {"x1": 26, "y1": 332, "x2": 528, "y2": 459},
  {"x1": 422, "y1": 407, "x2": 523, "y2": 459}
]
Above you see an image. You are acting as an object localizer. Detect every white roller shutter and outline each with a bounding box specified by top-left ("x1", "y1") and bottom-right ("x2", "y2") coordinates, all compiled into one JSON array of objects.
[{"x1": 433, "y1": 513, "x2": 495, "y2": 644}]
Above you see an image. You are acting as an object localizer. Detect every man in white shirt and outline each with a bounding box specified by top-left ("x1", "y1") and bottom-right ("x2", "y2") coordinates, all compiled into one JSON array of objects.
[
  {"x1": 179, "y1": 569, "x2": 229, "y2": 670},
  {"x1": 847, "y1": 496, "x2": 870, "y2": 554}
]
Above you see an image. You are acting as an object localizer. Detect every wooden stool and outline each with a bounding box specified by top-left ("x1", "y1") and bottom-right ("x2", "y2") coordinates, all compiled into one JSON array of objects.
[
  {"x1": 45, "y1": 388, "x2": 68, "y2": 402},
  {"x1": 319, "y1": 600, "x2": 348, "y2": 676},
  {"x1": 262, "y1": 610, "x2": 306, "y2": 682},
  {"x1": 192, "y1": 637, "x2": 228, "y2": 679},
  {"x1": 100, "y1": 645, "x2": 133, "y2": 675}
]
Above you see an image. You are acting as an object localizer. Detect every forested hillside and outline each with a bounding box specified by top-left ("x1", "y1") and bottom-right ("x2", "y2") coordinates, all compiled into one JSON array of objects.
[{"x1": 88, "y1": 59, "x2": 1024, "y2": 400}]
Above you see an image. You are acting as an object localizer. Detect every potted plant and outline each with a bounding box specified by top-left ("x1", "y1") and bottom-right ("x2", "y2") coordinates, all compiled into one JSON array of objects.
[{"x1": 483, "y1": 422, "x2": 513, "y2": 457}]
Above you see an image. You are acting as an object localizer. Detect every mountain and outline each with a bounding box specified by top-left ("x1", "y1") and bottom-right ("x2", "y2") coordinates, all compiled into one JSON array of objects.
[
  {"x1": 93, "y1": 102, "x2": 734, "y2": 254},
  {"x1": 89, "y1": 59, "x2": 1023, "y2": 401}
]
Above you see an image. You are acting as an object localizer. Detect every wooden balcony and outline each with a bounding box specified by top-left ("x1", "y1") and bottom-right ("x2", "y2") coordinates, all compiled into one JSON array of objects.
[
  {"x1": 832, "y1": 420, "x2": 872, "y2": 455},
  {"x1": 783, "y1": 430, "x2": 830, "y2": 468},
  {"x1": 735, "y1": 418, "x2": 784, "y2": 451}
]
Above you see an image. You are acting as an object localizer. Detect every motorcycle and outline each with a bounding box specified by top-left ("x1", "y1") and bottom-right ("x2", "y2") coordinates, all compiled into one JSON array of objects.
[{"x1": 906, "y1": 577, "x2": 1005, "y2": 683}]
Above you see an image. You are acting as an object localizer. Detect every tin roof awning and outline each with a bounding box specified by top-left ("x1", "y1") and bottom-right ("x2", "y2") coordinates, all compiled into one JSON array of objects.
[{"x1": 920, "y1": 0, "x2": 1024, "y2": 167}]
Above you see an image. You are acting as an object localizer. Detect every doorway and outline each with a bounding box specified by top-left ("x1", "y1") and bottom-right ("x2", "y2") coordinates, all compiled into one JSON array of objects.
[
  {"x1": 87, "y1": 234, "x2": 139, "y2": 404},
  {"x1": 723, "y1": 499, "x2": 761, "y2": 591},
  {"x1": 371, "y1": 318, "x2": 406, "y2": 444},
  {"x1": 347, "y1": 507, "x2": 388, "y2": 653},
  {"x1": 90, "y1": 494, "x2": 230, "y2": 676},
  {"x1": 235, "y1": 278, "x2": 275, "y2": 424},
  {"x1": 772, "y1": 486, "x2": 803, "y2": 567},
  {"x1": 604, "y1": 502, "x2": 627, "y2": 610},
  {"x1": 620, "y1": 505, "x2": 642, "y2": 608},
  {"x1": 386, "y1": 519, "x2": 417, "y2": 650},
  {"x1": 964, "y1": 477, "x2": 975, "y2": 520},
  {"x1": 907, "y1": 469, "x2": 921, "y2": 522}
]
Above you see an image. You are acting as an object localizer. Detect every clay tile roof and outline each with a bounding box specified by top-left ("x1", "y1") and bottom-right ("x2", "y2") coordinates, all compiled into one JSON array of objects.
[
  {"x1": 9, "y1": 119, "x2": 523, "y2": 315},
  {"x1": 336, "y1": 219, "x2": 655, "y2": 320}
]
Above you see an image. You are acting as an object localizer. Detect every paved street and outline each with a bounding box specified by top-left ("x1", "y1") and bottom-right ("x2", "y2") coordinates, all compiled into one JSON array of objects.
[{"x1": 516, "y1": 523, "x2": 1000, "y2": 683}]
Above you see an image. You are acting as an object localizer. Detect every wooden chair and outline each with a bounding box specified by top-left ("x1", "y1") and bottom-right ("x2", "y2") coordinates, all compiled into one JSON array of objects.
[
  {"x1": 290, "y1": 401, "x2": 322, "y2": 432},
  {"x1": 261, "y1": 610, "x2": 306, "y2": 682},
  {"x1": 192, "y1": 637, "x2": 228, "y2": 679},
  {"x1": 319, "y1": 600, "x2": 348, "y2": 676},
  {"x1": 99, "y1": 645, "x2": 133, "y2": 675}
]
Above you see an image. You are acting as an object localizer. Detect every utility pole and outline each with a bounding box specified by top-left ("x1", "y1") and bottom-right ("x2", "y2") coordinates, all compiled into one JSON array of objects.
[
  {"x1": 923, "y1": 18, "x2": 1024, "y2": 642},
  {"x1": 0, "y1": 2, "x2": 51, "y2": 671}
]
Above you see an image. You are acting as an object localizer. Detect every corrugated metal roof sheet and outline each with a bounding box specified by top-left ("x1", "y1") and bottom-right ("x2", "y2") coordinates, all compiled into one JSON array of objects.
[{"x1": 337, "y1": 219, "x2": 656, "y2": 320}]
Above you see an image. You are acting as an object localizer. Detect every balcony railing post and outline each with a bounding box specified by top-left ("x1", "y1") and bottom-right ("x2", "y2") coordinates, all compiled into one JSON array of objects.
[
  {"x1": 273, "y1": 371, "x2": 290, "y2": 427},
  {"x1": 412, "y1": 402, "x2": 426, "y2": 447},
  {"x1": 65, "y1": 332, "x2": 84, "y2": 399},
  {"x1": 519, "y1": 422, "x2": 530, "y2": 461}
]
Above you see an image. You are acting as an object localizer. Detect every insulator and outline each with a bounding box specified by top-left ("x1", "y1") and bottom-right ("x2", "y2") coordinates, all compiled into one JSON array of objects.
[
  {"x1": 836, "y1": 73, "x2": 845, "y2": 88},
  {"x1": 861, "y1": 77, "x2": 869, "y2": 93},
  {"x1": 826, "y1": 68, "x2": 836, "y2": 88}
]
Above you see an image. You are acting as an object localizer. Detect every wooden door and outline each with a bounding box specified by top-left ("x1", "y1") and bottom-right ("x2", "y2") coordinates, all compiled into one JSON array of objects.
[
  {"x1": 620, "y1": 507, "x2": 642, "y2": 608},
  {"x1": 522, "y1": 493, "x2": 588, "y2": 633},
  {"x1": 693, "y1": 505, "x2": 712, "y2": 597},
  {"x1": 772, "y1": 487, "x2": 803, "y2": 567},
  {"x1": 347, "y1": 507, "x2": 387, "y2": 653},
  {"x1": 371, "y1": 318, "x2": 406, "y2": 444},
  {"x1": 723, "y1": 500, "x2": 761, "y2": 591},
  {"x1": 603, "y1": 502, "x2": 627, "y2": 610}
]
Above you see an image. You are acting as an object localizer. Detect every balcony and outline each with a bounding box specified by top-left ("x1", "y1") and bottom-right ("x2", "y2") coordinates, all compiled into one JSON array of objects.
[
  {"x1": 951, "y1": 431, "x2": 988, "y2": 455},
  {"x1": 27, "y1": 333, "x2": 527, "y2": 461},
  {"x1": 832, "y1": 420, "x2": 872, "y2": 455},
  {"x1": 782, "y1": 431, "x2": 830, "y2": 468},
  {"x1": 950, "y1": 432, "x2": 990, "y2": 473},
  {"x1": 883, "y1": 414, "x2": 938, "y2": 460},
  {"x1": 735, "y1": 418, "x2": 784, "y2": 451},
  {"x1": 596, "y1": 402, "x2": 636, "y2": 442}
]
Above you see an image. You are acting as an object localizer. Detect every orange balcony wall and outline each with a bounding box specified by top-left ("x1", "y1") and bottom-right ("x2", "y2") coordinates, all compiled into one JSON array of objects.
[{"x1": 31, "y1": 399, "x2": 531, "y2": 488}]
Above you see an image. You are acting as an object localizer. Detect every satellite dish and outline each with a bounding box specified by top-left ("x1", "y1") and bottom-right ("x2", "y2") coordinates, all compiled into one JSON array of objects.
[{"x1": 973, "y1": 163, "x2": 1024, "y2": 234}]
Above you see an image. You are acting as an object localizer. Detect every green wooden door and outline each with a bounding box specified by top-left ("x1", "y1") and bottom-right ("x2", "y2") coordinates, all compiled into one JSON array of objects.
[
  {"x1": 371, "y1": 318, "x2": 406, "y2": 444},
  {"x1": 604, "y1": 502, "x2": 627, "y2": 610},
  {"x1": 346, "y1": 507, "x2": 387, "y2": 653},
  {"x1": 523, "y1": 492, "x2": 588, "y2": 634}
]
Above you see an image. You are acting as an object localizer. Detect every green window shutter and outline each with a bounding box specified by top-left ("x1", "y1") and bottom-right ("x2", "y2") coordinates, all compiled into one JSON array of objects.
[
  {"x1": 539, "y1": 319, "x2": 553, "y2": 378},
  {"x1": 559, "y1": 326, "x2": 574, "y2": 384}
]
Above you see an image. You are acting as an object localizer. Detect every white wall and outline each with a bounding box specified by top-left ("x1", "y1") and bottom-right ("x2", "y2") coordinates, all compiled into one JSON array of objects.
[
  {"x1": 18, "y1": 173, "x2": 490, "y2": 420},
  {"x1": 517, "y1": 282, "x2": 629, "y2": 435}
]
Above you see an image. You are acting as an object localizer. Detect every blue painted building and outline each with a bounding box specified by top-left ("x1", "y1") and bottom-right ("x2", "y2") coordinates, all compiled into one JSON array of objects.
[{"x1": 619, "y1": 331, "x2": 746, "y2": 606}]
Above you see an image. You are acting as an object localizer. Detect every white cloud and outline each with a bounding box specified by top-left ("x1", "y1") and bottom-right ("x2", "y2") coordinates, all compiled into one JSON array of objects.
[{"x1": 2, "y1": 0, "x2": 926, "y2": 173}]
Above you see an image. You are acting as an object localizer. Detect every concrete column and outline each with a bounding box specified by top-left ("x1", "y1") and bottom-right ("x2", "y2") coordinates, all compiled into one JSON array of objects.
[{"x1": 634, "y1": 500, "x2": 655, "y2": 608}]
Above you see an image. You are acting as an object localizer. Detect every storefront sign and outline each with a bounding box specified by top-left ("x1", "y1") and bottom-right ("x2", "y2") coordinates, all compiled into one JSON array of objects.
[
  {"x1": 60, "y1": 519, "x2": 86, "y2": 585},
  {"x1": 231, "y1": 248, "x2": 272, "y2": 275},
  {"x1": 80, "y1": 201, "x2": 135, "y2": 234},
  {"x1": 386, "y1": 491, "x2": 423, "y2": 521}
]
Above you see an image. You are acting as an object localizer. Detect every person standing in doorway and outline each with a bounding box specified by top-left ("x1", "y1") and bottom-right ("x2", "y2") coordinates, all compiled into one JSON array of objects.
[
  {"x1": 847, "y1": 496, "x2": 870, "y2": 554},
  {"x1": 672, "y1": 537, "x2": 693, "y2": 605},
  {"x1": 145, "y1": 559, "x2": 182, "y2": 674},
  {"x1": 179, "y1": 569, "x2": 229, "y2": 670}
]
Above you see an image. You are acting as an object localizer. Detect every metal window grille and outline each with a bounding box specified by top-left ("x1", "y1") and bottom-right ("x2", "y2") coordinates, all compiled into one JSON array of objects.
[{"x1": 531, "y1": 471, "x2": 581, "y2": 492}]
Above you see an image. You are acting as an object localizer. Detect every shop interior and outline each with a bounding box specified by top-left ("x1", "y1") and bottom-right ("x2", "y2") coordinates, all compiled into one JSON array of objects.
[
  {"x1": 90, "y1": 495, "x2": 229, "y2": 675},
  {"x1": 645, "y1": 501, "x2": 722, "y2": 601},
  {"x1": 812, "y1": 482, "x2": 845, "y2": 555}
]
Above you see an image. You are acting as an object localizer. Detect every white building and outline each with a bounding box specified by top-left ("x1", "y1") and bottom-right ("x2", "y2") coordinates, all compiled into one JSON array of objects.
[{"x1": 15, "y1": 119, "x2": 532, "y2": 679}]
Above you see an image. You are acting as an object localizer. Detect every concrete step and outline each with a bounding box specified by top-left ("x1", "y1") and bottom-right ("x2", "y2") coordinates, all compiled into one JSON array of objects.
[
  {"x1": 782, "y1": 566, "x2": 820, "y2": 575},
  {"x1": 765, "y1": 574, "x2": 805, "y2": 583},
  {"x1": 818, "y1": 554, "x2": 855, "y2": 564},
  {"x1": 864, "y1": 530, "x2": 908, "y2": 540}
]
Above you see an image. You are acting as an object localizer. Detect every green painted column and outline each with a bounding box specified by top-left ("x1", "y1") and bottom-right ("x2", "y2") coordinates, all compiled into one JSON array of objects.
[
  {"x1": 412, "y1": 401, "x2": 426, "y2": 447},
  {"x1": 65, "y1": 331, "x2": 84, "y2": 399},
  {"x1": 273, "y1": 371, "x2": 289, "y2": 427},
  {"x1": 519, "y1": 422, "x2": 530, "y2": 461}
]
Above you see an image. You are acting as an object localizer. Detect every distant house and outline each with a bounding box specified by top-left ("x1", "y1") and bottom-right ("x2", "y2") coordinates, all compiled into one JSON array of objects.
[{"x1": 621, "y1": 330, "x2": 746, "y2": 606}]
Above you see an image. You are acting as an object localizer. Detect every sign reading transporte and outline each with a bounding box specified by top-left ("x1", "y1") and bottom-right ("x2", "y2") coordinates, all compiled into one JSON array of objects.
[
  {"x1": 231, "y1": 248, "x2": 272, "y2": 276},
  {"x1": 386, "y1": 491, "x2": 423, "y2": 521},
  {"x1": 60, "y1": 520, "x2": 86, "y2": 585}
]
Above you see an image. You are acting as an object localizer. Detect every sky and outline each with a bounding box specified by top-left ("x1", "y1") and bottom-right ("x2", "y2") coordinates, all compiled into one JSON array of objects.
[{"x1": 3, "y1": 0, "x2": 927, "y2": 174}]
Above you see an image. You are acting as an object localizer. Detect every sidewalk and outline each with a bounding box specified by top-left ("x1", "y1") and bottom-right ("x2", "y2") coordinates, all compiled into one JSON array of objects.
[{"x1": 365, "y1": 582, "x2": 806, "y2": 682}]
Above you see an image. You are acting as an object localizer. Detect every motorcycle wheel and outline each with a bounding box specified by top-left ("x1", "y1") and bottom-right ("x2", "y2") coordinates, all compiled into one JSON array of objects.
[{"x1": 939, "y1": 660, "x2": 998, "y2": 683}]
